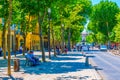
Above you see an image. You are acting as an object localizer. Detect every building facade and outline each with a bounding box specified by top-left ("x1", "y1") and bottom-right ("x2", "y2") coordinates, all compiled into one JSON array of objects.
[{"x1": 0, "y1": 18, "x2": 48, "y2": 51}]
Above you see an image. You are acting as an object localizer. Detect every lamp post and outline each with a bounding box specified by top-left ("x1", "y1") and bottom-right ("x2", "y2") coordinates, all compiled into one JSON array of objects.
[{"x1": 48, "y1": 8, "x2": 51, "y2": 59}]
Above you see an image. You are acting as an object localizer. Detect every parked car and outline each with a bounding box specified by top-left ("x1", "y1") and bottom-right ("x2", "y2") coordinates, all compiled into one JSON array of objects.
[
  {"x1": 100, "y1": 45, "x2": 107, "y2": 51},
  {"x1": 82, "y1": 45, "x2": 89, "y2": 51}
]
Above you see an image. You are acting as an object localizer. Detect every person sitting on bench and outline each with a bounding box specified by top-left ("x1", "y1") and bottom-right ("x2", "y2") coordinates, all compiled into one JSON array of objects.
[{"x1": 26, "y1": 50, "x2": 39, "y2": 65}]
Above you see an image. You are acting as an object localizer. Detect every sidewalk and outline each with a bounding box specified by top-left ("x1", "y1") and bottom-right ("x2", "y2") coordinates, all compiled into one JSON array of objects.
[{"x1": 0, "y1": 52, "x2": 102, "y2": 80}]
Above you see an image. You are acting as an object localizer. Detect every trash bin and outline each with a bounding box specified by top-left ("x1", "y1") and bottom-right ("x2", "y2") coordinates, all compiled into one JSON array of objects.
[{"x1": 14, "y1": 59, "x2": 20, "y2": 72}]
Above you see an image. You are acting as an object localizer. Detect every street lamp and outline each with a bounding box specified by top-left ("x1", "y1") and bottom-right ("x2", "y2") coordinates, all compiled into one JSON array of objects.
[{"x1": 48, "y1": 8, "x2": 51, "y2": 59}]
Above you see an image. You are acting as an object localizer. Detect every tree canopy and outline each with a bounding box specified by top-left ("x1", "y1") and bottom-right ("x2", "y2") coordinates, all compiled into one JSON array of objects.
[{"x1": 88, "y1": 0, "x2": 119, "y2": 43}]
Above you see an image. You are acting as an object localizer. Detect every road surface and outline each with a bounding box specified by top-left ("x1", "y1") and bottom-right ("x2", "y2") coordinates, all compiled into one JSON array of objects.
[{"x1": 88, "y1": 50, "x2": 120, "y2": 80}]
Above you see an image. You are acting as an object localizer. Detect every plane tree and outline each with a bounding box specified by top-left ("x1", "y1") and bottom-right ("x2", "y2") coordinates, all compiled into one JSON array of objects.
[
  {"x1": 88, "y1": 0, "x2": 119, "y2": 45},
  {"x1": 0, "y1": 0, "x2": 9, "y2": 59},
  {"x1": 113, "y1": 12, "x2": 120, "y2": 43},
  {"x1": 62, "y1": 0, "x2": 92, "y2": 50}
]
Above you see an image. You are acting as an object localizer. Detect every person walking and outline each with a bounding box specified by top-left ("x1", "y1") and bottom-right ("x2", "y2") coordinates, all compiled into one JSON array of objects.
[
  {"x1": 56, "y1": 46, "x2": 60, "y2": 55},
  {"x1": 0, "y1": 47, "x2": 2, "y2": 56},
  {"x1": 19, "y1": 46, "x2": 23, "y2": 54},
  {"x1": 64, "y1": 46, "x2": 68, "y2": 54}
]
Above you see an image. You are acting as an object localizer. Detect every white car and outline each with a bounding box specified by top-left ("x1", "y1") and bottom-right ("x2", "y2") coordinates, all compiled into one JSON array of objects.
[
  {"x1": 82, "y1": 46, "x2": 89, "y2": 51},
  {"x1": 100, "y1": 45, "x2": 107, "y2": 51}
]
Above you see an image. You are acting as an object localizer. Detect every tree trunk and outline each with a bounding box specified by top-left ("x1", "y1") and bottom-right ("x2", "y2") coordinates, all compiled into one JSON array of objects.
[
  {"x1": 7, "y1": 0, "x2": 12, "y2": 75},
  {"x1": 37, "y1": 0, "x2": 45, "y2": 62},
  {"x1": 61, "y1": 24, "x2": 64, "y2": 53},
  {"x1": 13, "y1": 25, "x2": 16, "y2": 57},
  {"x1": 38, "y1": 15, "x2": 45, "y2": 62},
  {"x1": 28, "y1": 14, "x2": 32, "y2": 50},
  {"x1": 21, "y1": 13, "x2": 27, "y2": 55},
  {"x1": 51, "y1": 23, "x2": 56, "y2": 57},
  {"x1": 68, "y1": 27, "x2": 71, "y2": 51},
  {"x1": 106, "y1": 22, "x2": 110, "y2": 49},
  {"x1": 2, "y1": 0, "x2": 8, "y2": 60},
  {"x1": 23, "y1": 34, "x2": 26, "y2": 55},
  {"x1": 48, "y1": 13, "x2": 51, "y2": 59},
  {"x1": 2, "y1": 19, "x2": 7, "y2": 59},
  {"x1": 93, "y1": 34, "x2": 97, "y2": 44}
]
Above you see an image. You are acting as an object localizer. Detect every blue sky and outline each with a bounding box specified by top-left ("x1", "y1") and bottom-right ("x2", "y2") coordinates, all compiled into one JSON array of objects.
[{"x1": 91, "y1": 0, "x2": 120, "y2": 7}]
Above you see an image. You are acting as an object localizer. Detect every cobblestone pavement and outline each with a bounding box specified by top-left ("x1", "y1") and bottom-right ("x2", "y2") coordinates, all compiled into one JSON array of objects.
[{"x1": 0, "y1": 52, "x2": 102, "y2": 80}]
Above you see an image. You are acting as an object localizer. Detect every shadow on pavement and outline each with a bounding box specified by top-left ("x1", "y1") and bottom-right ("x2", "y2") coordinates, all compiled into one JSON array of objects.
[
  {"x1": 94, "y1": 66, "x2": 103, "y2": 71},
  {"x1": 51, "y1": 56, "x2": 81, "y2": 61},
  {"x1": 0, "y1": 75, "x2": 24, "y2": 80},
  {"x1": 22, "y1": 61, "x2": 91, "y2": 74},
  {"x1": 60, "y1": 53, "x2": 83, "y2": 56},
  {"x1": 0, "y1": 52, "x2": 94, "y2": 78},
  {"x1": 20, "y1": 53, "x2": 93, "y2": 75},
  {"x1": 56, "y1": 75, "x2": 90, "y2": 80}
]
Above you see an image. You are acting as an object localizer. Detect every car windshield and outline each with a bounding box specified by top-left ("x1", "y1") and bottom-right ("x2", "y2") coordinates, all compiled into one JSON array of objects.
[{"x1": 100, "y1": 45, "x2": 107, "y2": 48}]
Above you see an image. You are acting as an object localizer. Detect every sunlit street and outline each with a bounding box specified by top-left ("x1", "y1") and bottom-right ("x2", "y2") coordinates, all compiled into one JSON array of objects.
[{"x1": 0, "y1": 0, "x2": 120, "y2": 80}]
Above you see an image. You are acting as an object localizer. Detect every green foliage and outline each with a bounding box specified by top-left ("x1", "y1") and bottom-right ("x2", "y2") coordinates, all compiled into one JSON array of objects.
[
  {"x1": 96, "y1": 32, "x2": 106, "y2": 44},
  {"x1": 0, "y1": 0, "x2": 93, "y2": 44},
  {"x1": 77, "y1": 0, "x2": 92, "y2": 19},
  {"x1": 58, "y1": 0, "x2": 92, "y2": 43},
  {"x1": 88, "y1": 0, "x2": 119, "y2": 43},
  {"x1": 113, "y1": 12, "x2": 120, "y2": 42},
  {"x1": 71, "y1": 25, "x2": 84, "y2": 42},
  {"x1": 12, "y1": 0, "x2": 21, "y2": 24},
  {"x1": 86, "y1": 35, "x2": 94, "y2": 43},
  {"x1": 0, "y1": 0, "x2": 7, "y2": 17},
  {"x1": 53, "y1": 25, "x2": 61, "y2": 41},
  {"x1": 88, "y1": 21, "x2": 98, "y2": 34}
]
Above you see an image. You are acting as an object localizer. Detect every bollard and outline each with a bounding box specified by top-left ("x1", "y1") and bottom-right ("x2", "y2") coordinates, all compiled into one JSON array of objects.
[
  {"x1": 14, "y1": 59, "x2": 20, "y2": 72},
  {"x1": 85, "y1": 56, "x2": 89, "y2": 66}
]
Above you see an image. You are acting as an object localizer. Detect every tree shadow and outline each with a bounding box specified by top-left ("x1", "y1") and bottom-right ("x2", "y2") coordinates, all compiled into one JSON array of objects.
[
  {"x1": 51, "y1": 56, "x2": 81, "y2": 61},
  {"x1": 60, "y1": 53, "x2": 83, "y2": 57},
  {"x1": 21, "y1": 61, "x2": 91, "y2": 75},
  {"x1": 0, "y1": 52, "x2": 94, "y2": 78},
  {"x1": 0, "y1": 59, "x2": 14, "y2": 67},
  {"x1": 19, "y1": 53, "x2": 93, "y2": 75},
  {"x1": 56, "y1": 75, "x2": 90, "y2": 80},
  {"x1": 0, "y1": 75, "x2": 23, "y2": 80},
  {"x1": 93, "y1": 66, "x2": 103, "y2": 71}
]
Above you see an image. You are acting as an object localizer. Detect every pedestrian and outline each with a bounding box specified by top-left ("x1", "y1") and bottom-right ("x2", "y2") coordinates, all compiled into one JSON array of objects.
[
  {"x1": 56, "y1": 46, "x2": 60, "y2": 55},
  {"x1": 19, "y1": 46, "x2": 23, "y2": 54},
  {"x1": 0, "y1": 47, "x2": 2, "y2": 56},
  {"x1": 64, "y1": 46, "x2": 68, "y2": 54},
  {"x1": 80, "y1": 45, "x2": 82, "y2": 51},
  {"x1": 87, "y1": 45, "x2": 90, "y2": 51}
]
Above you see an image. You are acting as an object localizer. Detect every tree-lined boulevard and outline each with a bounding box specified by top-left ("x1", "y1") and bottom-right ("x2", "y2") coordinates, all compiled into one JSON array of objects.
[{"x1": 0, "y1": 0, "x2": 120, "y2": 80}]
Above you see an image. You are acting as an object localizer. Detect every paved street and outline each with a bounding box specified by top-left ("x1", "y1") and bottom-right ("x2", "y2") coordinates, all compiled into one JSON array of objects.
[
  {"x1": 88, "y1": 50, "x2": 120, "y2": 80},
  {"x1": 0, "y1": 52, "x2": 101, "y2": 80}
]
